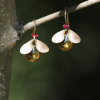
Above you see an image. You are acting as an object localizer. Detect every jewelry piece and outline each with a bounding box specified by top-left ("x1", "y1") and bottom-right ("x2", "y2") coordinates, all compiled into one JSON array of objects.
[
  {"x1": 20, "y1": 19, "x2": 49, "y2": 62},
  {"x1": 51, "y1": 8, "x2": 81, "y2": 51}
]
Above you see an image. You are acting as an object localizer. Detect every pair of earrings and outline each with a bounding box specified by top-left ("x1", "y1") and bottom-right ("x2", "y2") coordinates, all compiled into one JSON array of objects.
[{"x1": 20, "y1": 8, "x2": 81, "y2": 62}]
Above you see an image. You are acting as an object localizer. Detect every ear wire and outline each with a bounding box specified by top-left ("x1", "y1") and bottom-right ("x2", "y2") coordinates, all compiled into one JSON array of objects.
[
  {"x1": 64, "y1": 7, "x2": 69, "y2": 24},
  {"x1": 32, "y1": 19, "x2": 36, "y2": 39}
]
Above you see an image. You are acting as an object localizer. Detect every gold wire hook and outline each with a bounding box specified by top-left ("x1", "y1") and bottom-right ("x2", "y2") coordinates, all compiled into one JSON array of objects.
[
  {"x1": 64, "y1": 7, "x2": 69, "y2": 24},
  {"x1": 32, "y1": 19, "x2": 36, "y2": 36},
  {"x1": 65, "y1": 7, "x2": 67, "y2": 24}
]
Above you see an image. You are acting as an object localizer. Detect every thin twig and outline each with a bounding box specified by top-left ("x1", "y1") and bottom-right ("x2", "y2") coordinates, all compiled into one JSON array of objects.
[{"x1": 23, "y1": 0, "x2": 100, "y2": 33}]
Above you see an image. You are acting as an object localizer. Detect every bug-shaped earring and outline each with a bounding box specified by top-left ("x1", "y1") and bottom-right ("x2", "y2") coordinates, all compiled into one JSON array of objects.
[
  {"x1": 52, "y1": 8, "x2": 81, "y2": 51},
  {"x1": 20, "y1": 19, "x2": 49, "y2": 62}
]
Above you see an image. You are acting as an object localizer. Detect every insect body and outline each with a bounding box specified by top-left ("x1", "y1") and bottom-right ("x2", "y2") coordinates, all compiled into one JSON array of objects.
[
  {"x1": 20, "y1": 38, "x2": 49, "y2": 62},
  {"x1": 52, "y1": 24, "x2": 81, "y2": 51}
]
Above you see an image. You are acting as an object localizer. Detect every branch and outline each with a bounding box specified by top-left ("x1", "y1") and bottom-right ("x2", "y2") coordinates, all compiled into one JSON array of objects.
[{"x1": 23, "y1": 0, "x2": 100, "y2": 33}]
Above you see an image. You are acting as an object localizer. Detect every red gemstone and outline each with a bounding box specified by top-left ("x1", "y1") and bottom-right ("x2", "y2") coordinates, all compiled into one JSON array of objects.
[
  {"x1": 35, "y1": 34, "x2": 38, "y2": 38},
  {"x1": 63, "y1": 24, "x2": 70, "y2": 29},
  {"x1": 31, "y1": 33, "x2": 38, "y2": 38},
  {"x1": 31, "y1": 33, "x2": 34, "y2": 38}
]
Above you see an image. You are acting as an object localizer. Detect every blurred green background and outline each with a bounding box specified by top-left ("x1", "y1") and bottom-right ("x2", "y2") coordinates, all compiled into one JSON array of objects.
[{"x1": 9, "y1": 0, "x2": 100, "y2": 100}]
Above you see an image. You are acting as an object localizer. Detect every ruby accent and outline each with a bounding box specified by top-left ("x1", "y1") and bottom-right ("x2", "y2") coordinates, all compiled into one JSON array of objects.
[
  {"x1": 63, "y1": 24, "x2": 70, "y2": 29},
  {"x1": 31, "y1": 33, "x2": 38, "y2": 38},
  {"x1": 31, "y1": 33, "x2": 34, "y2": 38},
  {"x1": 35, "y1": 34, "x2": 38, "y2": 38}
]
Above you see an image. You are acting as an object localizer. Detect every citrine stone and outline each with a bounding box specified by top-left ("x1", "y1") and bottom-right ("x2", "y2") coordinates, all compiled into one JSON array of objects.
[
  {"x1": 26, "y1": 46, "x2": 41, "y2": 62},
  {"x1": 58, "y1": 34, "x2": 73, "y2": 51},
  {"x1": 58, "y1": 41, "x2": 73, "y2": 51}
]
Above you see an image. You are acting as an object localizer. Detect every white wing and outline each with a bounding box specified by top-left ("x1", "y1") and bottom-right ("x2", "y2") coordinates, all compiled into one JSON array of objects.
[
  {"x1": 68, "y1": 29, "x2": 81, "y2": 43},
  {"x1": 35, "y1": 39, "x2": 49, "y2": 53},
  {"x1": 20, "y1": 39, "x2": 33, "y2": 54},
  {"x1": 52, "y1": 29, "x2": 67, "y2": 43}
]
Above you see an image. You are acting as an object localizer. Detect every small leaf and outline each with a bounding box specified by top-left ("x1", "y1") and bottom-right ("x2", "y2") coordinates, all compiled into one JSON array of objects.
[
  {"x1": 68, "y1": 29, "x2": 81, "y2": 43},
  {"x1": 35, "y1": 39, "x2": 49, "y2": 53},
  {"x1": 52, "y1": 29, "x2": 67, "y2": 43},
  {"x1": 20, "y1": 39, "x2": 33, "y2": 54}
]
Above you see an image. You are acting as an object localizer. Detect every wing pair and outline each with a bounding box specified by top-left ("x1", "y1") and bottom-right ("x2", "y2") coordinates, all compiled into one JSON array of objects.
[
  {"x1": 20, "y1": 39, "x2": 49, "y2": 55},
  {"x1": 20, "y1": 29, "x2": 80, "y2": 55},
  {"x1": 52, "y1": 29, "x2": 81, "y2": 44}
]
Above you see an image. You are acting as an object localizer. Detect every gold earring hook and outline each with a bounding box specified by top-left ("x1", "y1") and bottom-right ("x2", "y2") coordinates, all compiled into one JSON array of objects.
[
  {"x1": 64, "y1": 7, "x2": 69, "y2": 24},
  {"x1": 32, "y1": 19, "x2": 36, "y2": 37}
]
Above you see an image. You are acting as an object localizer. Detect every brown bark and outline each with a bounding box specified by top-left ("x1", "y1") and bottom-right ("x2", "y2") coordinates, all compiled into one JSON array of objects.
[{"x1": 0, "y1": 0, "x2": 19, "y2": 100}]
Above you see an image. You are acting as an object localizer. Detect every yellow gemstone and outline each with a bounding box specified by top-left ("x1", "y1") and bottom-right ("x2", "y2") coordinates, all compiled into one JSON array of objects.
[
  {"x1": 58, "y1": 34, "x2": 73, "y2": 51},
  {"x1": 26, "y1": 51, "x2": 41, "y2": 62},
  {"x1": 26, "y1": 46, "x2": 41, "y2": 62}
]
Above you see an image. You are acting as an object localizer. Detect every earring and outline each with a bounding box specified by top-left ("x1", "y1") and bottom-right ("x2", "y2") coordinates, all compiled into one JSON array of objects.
[
  {"x1": 20, "y1": 19, "x2": 49, "y2": 62},
  {"x1": 52, "y1": 7, "x2": 81, "y2": 51}
]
